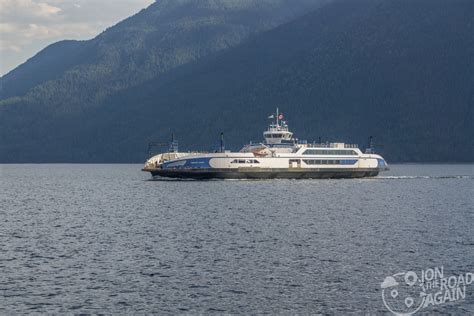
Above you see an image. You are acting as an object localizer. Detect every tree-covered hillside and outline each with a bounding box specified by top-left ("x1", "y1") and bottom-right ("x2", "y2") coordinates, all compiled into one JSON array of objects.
[
  {"x1": 0, "y1": 0, "x2": 328, "y2": 102},
  {"x1": 0, "y1": 0, "x2": 473, "y2": 162}
]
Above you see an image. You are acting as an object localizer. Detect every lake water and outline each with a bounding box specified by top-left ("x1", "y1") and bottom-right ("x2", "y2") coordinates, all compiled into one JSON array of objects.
[{"x1": 0, "y1": 164, "x2": 473, "y2": 314}]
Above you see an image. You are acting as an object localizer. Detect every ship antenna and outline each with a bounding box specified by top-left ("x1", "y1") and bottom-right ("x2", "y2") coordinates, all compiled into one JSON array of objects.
[
  {"x1": 171, "y1": 133, "x2": 174, "y2": 152},
  {"x1": 367, "y1": 136, "x2": 374, "y2": 153},
  {"x1": 276, "y1": 107, "x2": 279, "y2": 126},
  {"x1": 220, "y1": 132, "x2": 225, "y2": 153},
  {"x1": 169, "y1": 133, "x2": 178, "y2": 152}
]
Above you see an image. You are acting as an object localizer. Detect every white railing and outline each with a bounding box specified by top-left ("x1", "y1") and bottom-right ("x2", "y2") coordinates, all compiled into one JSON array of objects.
[{"x1": 306, "y1": 143, "x2": 359, "y2": 149}]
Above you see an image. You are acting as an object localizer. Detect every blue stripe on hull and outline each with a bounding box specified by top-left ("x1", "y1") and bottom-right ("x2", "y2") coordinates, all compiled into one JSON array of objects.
[{"x1": 163, "y1": 157, "x2": 211, "y2": 169}]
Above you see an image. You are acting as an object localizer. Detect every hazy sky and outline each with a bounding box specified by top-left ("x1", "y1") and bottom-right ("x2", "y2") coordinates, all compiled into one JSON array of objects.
[{"x1": 0, "y1": 0, "x2": 155, "y2": 76}]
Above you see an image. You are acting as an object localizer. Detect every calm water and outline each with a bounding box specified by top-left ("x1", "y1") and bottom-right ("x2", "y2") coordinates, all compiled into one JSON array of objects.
[{"x1": 0, "y1": 164, "x2": 473, "y2": 314}]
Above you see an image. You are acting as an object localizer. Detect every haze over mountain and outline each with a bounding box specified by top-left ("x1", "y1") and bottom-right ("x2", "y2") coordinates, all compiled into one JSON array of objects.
[{"x1": 1, "y1": 0, "x2": 473, "y2": 163}]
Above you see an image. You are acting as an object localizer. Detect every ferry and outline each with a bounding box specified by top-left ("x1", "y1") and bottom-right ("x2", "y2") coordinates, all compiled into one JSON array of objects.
[{"x1": 142, "y1": 110, "x2": 389, "y2": 179}]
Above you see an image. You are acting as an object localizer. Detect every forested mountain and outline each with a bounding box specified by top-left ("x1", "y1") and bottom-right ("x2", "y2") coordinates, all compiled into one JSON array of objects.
[
  {"x1": 0, "y1": 0, "x2": 328, "y2": 101},
  {"x1": 1, "y1": 0, "x2": 473, "y2": 163}
]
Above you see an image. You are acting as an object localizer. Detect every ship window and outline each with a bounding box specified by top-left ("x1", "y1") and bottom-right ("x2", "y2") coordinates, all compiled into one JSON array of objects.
[
  {"x1": 303, "y1": 159, "x2": 347, "y2": 165},
  {"x1": 303, "y1": 159, "x2": 344, "y2": 165},
  {"x1": 232, "y1": 159, "x2": 260, "y2": 164},
  {"x1": 303, "y1": 149, "x2": 357, "y2": 155}
]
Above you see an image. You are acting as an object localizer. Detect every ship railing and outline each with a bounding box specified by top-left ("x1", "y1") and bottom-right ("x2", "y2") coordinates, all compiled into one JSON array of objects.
[
  {"x1": 308, "y1": 143, "x2": 330, "y2": 148},
  {"x1": 306, "y1": 143, "x2": 359, "y2": 148},
  {"x1": 267, "y1": 124, "x2": 289, "y2": 131}
]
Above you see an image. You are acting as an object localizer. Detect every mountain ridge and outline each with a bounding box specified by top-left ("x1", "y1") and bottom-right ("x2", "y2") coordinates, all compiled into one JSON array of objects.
[{"x1": 0, "y1": 0, "x2": 329, "y2": 101}]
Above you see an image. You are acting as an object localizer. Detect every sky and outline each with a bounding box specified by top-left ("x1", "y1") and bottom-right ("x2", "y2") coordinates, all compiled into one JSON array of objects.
[{"x1": 0, "y1": 0, "x2": 155, "y2": 76}]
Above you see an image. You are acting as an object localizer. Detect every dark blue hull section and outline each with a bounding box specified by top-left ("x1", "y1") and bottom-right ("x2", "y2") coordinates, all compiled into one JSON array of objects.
[{"x1": 144, "y1": 168, "x2": 380, "y2": 179}]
